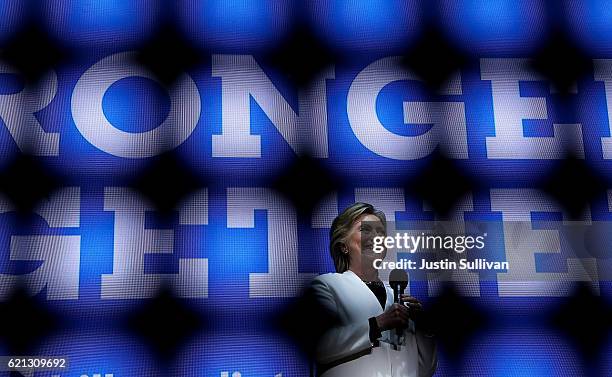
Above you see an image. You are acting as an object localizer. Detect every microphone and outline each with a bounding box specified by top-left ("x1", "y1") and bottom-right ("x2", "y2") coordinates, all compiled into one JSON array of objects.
[{"x1": 389, "y1": 269, "x2": 408, "y2": 349}]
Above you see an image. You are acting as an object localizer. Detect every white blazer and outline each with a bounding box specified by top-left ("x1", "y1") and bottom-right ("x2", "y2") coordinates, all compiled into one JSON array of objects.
[{"x1": 311, "y1": 270, "x2": 437, "y2": 377}]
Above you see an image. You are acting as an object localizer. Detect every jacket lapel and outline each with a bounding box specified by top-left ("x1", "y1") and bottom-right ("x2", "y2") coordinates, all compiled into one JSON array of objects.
[{"x1": 343, "y1": 270, "x2": 386, "y2": 316}]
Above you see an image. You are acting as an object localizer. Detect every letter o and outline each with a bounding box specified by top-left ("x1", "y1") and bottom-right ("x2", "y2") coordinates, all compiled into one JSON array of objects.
[{"x1": 71, "y1": 52, "x2": 200, "y2": 158}]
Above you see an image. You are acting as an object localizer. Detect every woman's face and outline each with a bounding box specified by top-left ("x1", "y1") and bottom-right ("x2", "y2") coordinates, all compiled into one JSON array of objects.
[{"x1": 345, "y1": 213, "x2": 387, "y2": 268}]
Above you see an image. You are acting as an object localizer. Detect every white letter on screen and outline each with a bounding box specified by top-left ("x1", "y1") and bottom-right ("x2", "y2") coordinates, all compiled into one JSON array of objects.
[
  {"x1": 72, "y1": 52, "x2": 200, "y2": 158},
  {"x1": 481, "y1": 58, "x2": 584, "y2": 159},
  {"x1": 211, "y1": 55, "x2": 333, "y2": 158},
  {"x1": 491, "y1": 188, "x2": 598, "y2": 296},
  {"x1": 594, "y1": 59, "x2": 612, "y2": 159},
  {"x1": 423, "y1": 194, "x2": 480, "y2": 297},
  {"x1": 0, "y1": 188, "x2": 81, "y2": 299},
  {"x1": 0, "y1": 64, "x2": 59, "y2": 155},
  {"x1": 101, "y1": 187, "x2": 208, "y2": 299},
  {"x1": 347, "y1": 56, "x2": 468, "y2": 160},
  {"x1": 226, "y1": 187, "x2": 315, "y2": 297}
]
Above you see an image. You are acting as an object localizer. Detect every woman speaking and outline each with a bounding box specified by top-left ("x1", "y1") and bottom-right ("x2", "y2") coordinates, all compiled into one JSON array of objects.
[{"x1": 311, "y1": 202, "x2": 437, "y2": 377}]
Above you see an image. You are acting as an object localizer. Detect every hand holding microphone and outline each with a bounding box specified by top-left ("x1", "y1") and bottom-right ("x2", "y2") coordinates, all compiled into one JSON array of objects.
[
  {"x1": 375, "y1": 294, "x2": 424, "y2": 331},
  {"x1": 375, "y1": 302, "x2": 410, "y2": 332},
  {"x1": 374, "y1": 270, "x2": 426, "y2": 334},
  {"x1": 400, "y1": 294, "x2": 423, "y2": 312},
  {"x1": 375, "y1": 268, "x2": 410, "y2": 332}
]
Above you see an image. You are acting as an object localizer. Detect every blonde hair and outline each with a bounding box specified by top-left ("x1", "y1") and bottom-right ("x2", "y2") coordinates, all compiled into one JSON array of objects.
[{"x1": 329, "y1": 202, "x2": 386, "y2": 273}]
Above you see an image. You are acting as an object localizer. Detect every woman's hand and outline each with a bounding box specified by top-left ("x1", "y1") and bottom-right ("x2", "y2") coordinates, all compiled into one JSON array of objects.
[
  {"x1": 376, "y1": 295, "x2": 425, "y2": 331},
  {"x1": 401, "y1": 294, "x2": 423, "y2": 312},
  {"x1": 375, "y1": 303, "x2": 410, "y2": 332},
  {"x1": 401, "y1": 294, "x2": 430, "y2": 329}
]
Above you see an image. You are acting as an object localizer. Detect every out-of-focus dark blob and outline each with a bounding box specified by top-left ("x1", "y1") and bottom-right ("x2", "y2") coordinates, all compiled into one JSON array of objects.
[
  {"x1": 131, "y1": 152, "x2": 204, "y2": 218},
  {"x1": 437, "y1": 0, "x2": 547, "y2": 56},
  {"x1": 177, "y1": 0, "x2": 292, "y2": 53},
  {"x1": 275, "y1": 283, "x2": 341, "y2": 362},
  {"x1": 404, "y1": 152, "x2": 477, "y2": 217},
  {"x1": 43, "y1": 0, "x2": 160, "y2": 52},
  {"x1": 564, "y1": 0, "x2": 612, "y2": 56},
  {"x1": 263, "y1": 24, "x2": 338, "y2": 89},
  {"x1": 540, "y1": 153, "x2": 608, "y2": 220},
  {"x1": 135, "y1": 21, "x2": 204, "y2": 87},
  {"x1": 0, "y1": 154, "x2": 61, "y2": 216},
  {"x1": 0, "y1": 0, "x2": 25, "y2": 45},
  {"x1": 306, "y1": 0, "x2": 422, "y2": 55},
  {"x1": 416, "y1": 284, "x2": 487, "y2": 365},
  {"x1": 0, "y1": 285, "x2": 61, "y2": 355},
  {"x1": 0, "y1": 22, "x2": 69, "y2": 85},
  {"x1": 400, "y1": 25, "x2": 469, "y2": 92},
  {"x1": 270, "y1": 154, "x2": 341, "y2": 219},
  {"x1": 549, "y1": 283, "x2": 612, "y2": 363},
  {"x1": 530, "y1": 28, "x2": 592, "y2": 95},
  {"x1": 123, "y1": 285, "x2": 206, "y2": 366}
]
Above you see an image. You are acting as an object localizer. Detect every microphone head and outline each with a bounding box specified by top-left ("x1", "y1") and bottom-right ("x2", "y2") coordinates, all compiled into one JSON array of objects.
[{"x1": 389, "y1": 268, "x2": 408, "y2": 291}]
